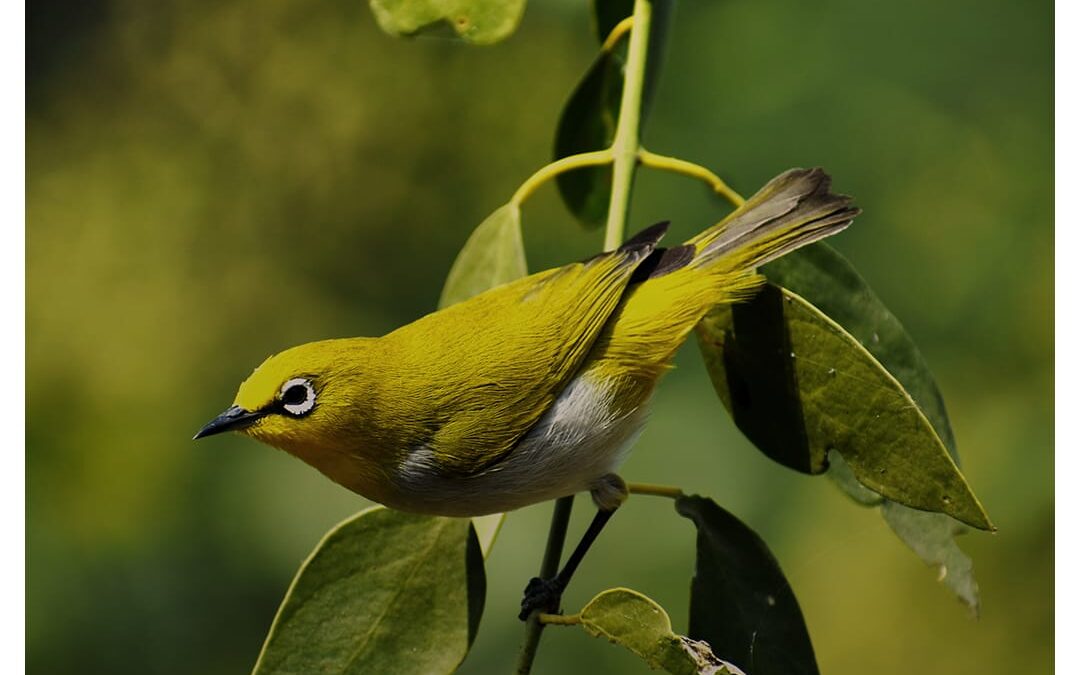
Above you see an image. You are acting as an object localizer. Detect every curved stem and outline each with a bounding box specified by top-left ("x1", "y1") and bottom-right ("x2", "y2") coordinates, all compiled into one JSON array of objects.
[
  {"x1": 601, "y1": 16, "x2": 634, "y2": 52},
  {"x1": 510, "y1": 150, "x2": 613, "y2": 207},
  {"x1": 638, "y1": 148, "x2": 746, "y2": 208},
  {"x1": 603, "y1": 0, "x2": 653, "y2": 251}
]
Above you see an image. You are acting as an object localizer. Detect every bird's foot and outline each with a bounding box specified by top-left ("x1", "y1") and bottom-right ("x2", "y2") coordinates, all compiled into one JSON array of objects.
[{"x1": 518, "y1": 576, "x2": 565, "y2": 621}]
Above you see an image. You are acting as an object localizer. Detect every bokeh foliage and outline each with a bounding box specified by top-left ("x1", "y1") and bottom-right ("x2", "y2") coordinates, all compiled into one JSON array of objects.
[{"x1": 27, "y1": 0, "x2": 1050, "y2": 673}]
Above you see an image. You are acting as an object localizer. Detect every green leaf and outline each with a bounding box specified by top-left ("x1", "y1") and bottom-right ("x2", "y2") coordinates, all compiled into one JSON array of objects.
[
  {"x1": 759, "y1": 244, "x2": 984, "y2": 610},
  {"x1": 577, "y1": 588, "x2": 745, "y2": 675},
  {"x1": 554, "y1": 0, "x2": 673, "y2": 227},
  {"x1": 368, "y1": 0, "x2": 526, "y2": 45},
  {"x1": 439, "y1": 203, "x2": 526, "y2": 308},
  {"x1": 591, "y1": 0, "x2": 634, "y2": 42},
  {"x1": 696, "y1": 276, "x2": 991, "y2": 530},
  {"x1": 253, "y1": 507, "x2": 486, "y2": 674},
  {"x1": 553, "y1": 51, "x2": 622, "y2": 228},
  {"x1": 676, "y1": 495, "x2": 818, "y2": 675},
  {"x1": 471, "y1": 512, "x2": 504, "y2": 558},
  {"x1": 763, "y1": 243, "x2": 959, "y2": 460},
  {"x1": 825, "y1": 449, "x2": 884, "y2": 506},
  {"x1": 882, "y1": 502, "x2": 980, "y2": 614}
]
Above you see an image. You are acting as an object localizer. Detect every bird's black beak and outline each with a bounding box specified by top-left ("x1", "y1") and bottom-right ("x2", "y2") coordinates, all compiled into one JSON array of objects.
[{"x1": 193, "y1": 405, "x2": 265, "y2": 440}]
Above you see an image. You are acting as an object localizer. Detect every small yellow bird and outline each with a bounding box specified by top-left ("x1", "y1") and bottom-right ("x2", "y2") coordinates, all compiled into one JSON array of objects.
[
  {"x1": 197, "y1": 167, "x2": 857, "y2": 513},
  {"x1": 196, "y1": 167, "x2": 856, "y2": 612}
]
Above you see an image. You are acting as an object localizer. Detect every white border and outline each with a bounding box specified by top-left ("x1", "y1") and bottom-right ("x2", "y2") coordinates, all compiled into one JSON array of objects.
[
  {"x1": 10, "y1": 0, "x2": 26, "y2": 668},
  {"x1": 1055, "y1": 0, "x2": 1069, "y2": 670}
]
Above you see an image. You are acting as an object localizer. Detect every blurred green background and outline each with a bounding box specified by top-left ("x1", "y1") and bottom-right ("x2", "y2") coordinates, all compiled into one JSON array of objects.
[{"x1": 27, "y1": 0, "x2": 1051, "y2": 672}]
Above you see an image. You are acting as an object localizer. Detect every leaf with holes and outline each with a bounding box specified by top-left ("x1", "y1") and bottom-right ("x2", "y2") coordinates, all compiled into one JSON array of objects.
[
  {"x1": 576, "y1": 588, "x2": 745, "y2": 675},
  {"x1": 252, "y1": 507, "x2": 485, "y2": 674},
  {"x1": 677, "y1": 495, "x2": 818, "y2": 675},
  {"x1": 368, "y1": 0, "x2": 526, "y2": 45}
]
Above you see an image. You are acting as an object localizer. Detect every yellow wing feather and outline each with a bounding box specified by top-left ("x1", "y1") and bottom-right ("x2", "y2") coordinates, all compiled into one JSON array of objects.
[{"x1": 370, "y1": 231, "x2": 665, "y2": 475}]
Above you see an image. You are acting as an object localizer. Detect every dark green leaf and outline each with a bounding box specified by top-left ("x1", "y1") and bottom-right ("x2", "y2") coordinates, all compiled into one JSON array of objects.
[
  {"x1": 554, "y1": 0, "x2": 673, "y2": 227},
  {"x1": 368, "y1": 0, "x2": 526, "y2": 45},
  {"x1": 439, "y1": 203, "x2": 526, "y2": 308},
  {"x1": 589, "y1": 0, "x2": 672, "y2": 122},
  {"x1": 577, "y1": 588, "x2": 745, "y2": 675},
  {"x1": 553, "y1": 51, "x2": 622, "y2": 228},
  {"x1": 591, "y1": 0, "x2": 634, "y2": 43},
  {"x1": 676, "y1": 495, "x2": 817, "y2": 675},
  {"x1": 253, "y1": 507, "x2": 486, "y2": 674},
  {"x1": 696, "y1": 271, "x2": 990, "y2": 530}
]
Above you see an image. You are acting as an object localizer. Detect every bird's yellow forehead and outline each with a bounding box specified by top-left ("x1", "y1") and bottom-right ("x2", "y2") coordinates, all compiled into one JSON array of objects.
[
  {"x1": 234, "y1": 353, "x2": 295, "y2": 411},
  {"x1": 231, "y1": 337, "x2": 369, "y2": 412}
]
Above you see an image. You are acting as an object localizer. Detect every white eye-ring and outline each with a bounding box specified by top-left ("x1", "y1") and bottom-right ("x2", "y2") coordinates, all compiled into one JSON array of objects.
[{"x1": 280, "y1": 377, "x2": 316, "y2": 417}]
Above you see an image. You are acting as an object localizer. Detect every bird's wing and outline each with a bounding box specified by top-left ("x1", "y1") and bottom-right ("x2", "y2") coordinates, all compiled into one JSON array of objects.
[{"x1": 380, "y1": 223, "x2": 669, "y2": 476}]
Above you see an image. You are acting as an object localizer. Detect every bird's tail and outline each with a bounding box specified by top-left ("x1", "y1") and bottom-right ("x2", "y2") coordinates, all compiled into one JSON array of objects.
[
  {"x1": 687, "y1": 167, "x2": 859, "y2": 284},
  {"x1": 592, "y1": 168, "x2": 858, "y2": 375}
]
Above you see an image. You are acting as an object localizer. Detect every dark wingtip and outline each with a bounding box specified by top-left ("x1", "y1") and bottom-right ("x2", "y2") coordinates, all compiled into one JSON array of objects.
[
  {"x1": 629, "y1": 244, "x2": 696, "y2": 284},
  {"x1": 619, "y1": 221, "x2": 670, "y2": 255}
]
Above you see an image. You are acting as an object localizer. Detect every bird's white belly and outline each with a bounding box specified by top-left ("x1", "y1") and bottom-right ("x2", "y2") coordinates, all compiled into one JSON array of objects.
[{"x1": 394, "y1": 372, "x2": 649, "y2": 517}]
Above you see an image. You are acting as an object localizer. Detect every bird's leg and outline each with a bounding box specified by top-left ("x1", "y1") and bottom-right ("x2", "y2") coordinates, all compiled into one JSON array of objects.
[{"x1": 519, "y1": 474, "x2": 627, "y2": 620}]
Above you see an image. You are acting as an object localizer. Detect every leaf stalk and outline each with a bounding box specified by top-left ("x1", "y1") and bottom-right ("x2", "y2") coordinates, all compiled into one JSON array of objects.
[
  {"x1": 510, "y1": 150, "x2": 613, "y2": 207},
  {"x1": 637, "y1": 149, "x2": 746, "y2": 208}
]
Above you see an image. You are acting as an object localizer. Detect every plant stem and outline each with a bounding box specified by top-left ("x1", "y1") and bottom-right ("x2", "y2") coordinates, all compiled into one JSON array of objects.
[
  {"x1": 603, "y1": 0, "x2": 653, "y2": 251},
  {"x1": 510, "y1": 150, "x2": 613, "y2": 207},
  {"x1": 517, "y1": 2, "x2": 661, "y2": 672},
  {"x1": 627, "y1": 482, "x2": 685, "y2": 499},
  {"x1": 538, "y1": 613, "x2": 582, "y2": 626},
  {"x1": 515, "y1": 495, "x2": 575, "y2": 675},
  {"x1": 637, "y1": 149, "x2": 746, "y2": 208}
]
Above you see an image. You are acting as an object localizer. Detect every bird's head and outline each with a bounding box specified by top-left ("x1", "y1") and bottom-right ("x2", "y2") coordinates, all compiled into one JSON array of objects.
[{"x1": 194, "y1": 338, "x2": 375, "y2": 454}]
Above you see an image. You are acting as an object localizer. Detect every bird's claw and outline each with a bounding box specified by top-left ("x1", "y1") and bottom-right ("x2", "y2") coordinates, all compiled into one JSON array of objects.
[{"x1": 518, "y1": 576, "x2": 564, "y2": 620}]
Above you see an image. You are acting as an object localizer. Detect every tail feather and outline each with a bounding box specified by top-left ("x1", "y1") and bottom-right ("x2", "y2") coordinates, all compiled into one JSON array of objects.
[
  {"x1": 690, "y1": 167, "x2": 859, "y2": 271},
  {"x1": 587, "y1": 167, "x2": 858, "y2": 374}
]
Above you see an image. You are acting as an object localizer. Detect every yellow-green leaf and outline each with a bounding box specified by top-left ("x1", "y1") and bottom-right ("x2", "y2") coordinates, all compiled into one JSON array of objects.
[
  {"x1": 759, "y1": 243, "x2": 985, "y2": 610},
  {"x1": 368, "y1": 0, "x2": 526, "y2": 45},
  {"x1": 253, "y1": 507, "x2": 485, "y2": 674},
  {"x1": 439, "y1": 203, "x2": 526, "y2": 308},
  {"x1": 577, "y1": 588, "x2": 744, "y2": 675},
  {"x1": 471, "y1": 512, "x2": 504, "y2": 558},
  {"x1": 697, "y1": 284, "x2": 991, "y2": 530}
]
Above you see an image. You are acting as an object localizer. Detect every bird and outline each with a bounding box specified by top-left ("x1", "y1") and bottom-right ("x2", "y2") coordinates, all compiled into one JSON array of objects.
[{"x1": 195, "y1": 167, "x2": 858, "y2": 617}]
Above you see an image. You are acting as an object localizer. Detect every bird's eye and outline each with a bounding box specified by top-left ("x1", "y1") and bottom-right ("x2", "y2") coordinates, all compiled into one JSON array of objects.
[{"x1": 279, "y1": 377, "x2": 316, "y2": 417}]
